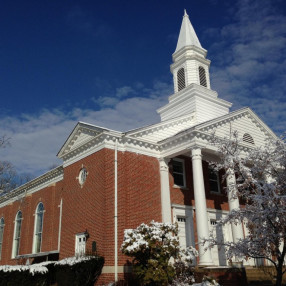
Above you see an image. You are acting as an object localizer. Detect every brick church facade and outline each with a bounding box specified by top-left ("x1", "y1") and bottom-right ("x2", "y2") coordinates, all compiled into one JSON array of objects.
[{"x1": 0, "y1": 10, "x2": 277, "y2": 284}]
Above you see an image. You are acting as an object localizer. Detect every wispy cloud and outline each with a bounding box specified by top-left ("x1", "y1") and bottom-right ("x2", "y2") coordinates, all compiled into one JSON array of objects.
[
  {"x1": 0, "y1": 81, "x2": 171, "y2": 176},
  {"x1": 206, "y1": 0, "x2": 286, "y2": 135}
]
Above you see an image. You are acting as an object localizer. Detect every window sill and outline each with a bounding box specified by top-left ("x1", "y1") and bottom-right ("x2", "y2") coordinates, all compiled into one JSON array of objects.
[
  {"x1": 173, "y1": 185, "x2": 189, "y2": 191},
  {"x1": 15, "y1": 250, "x2": 59, "y2": 259},
  {"x1": 210, "y1": 191, "x2": 222, "y2": 196}
]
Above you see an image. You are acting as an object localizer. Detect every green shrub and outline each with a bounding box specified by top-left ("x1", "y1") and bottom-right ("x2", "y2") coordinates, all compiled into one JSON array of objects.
[
  {"x1": 0, "y1": 265, "x2": 48, "y2": 286},
  {"x1": 55, "y1": 256, "x2": 104, "y2": 286}
]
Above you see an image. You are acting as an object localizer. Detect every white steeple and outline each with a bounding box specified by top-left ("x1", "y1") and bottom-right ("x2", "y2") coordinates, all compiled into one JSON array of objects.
[
  {"x1": 171, "y1": 10, "x2": 211, "y2": 93},
  {"x1": 157, "y1": 10, "x2": 232, "y2": 123},
  {"x1": 175, "y1": 9, "x2": 202, "y2": 52}
]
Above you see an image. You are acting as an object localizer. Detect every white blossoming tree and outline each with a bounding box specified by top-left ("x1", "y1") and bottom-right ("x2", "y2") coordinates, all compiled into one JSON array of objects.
[
  {"x1": 205, "y1": 131, "x2": 286, "y2": 286},
  {"x1": 121, "y1": 221, "x2": 198, "y2": 286}
]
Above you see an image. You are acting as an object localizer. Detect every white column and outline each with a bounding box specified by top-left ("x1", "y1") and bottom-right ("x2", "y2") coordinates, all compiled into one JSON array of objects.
[
  {"x1": 159, "y1": 158, "x2": 172, "y2": 223},
  {"x1": 226, "y1": 168, "x2": 244, "y2": 243},
  {"x1": 191, "y1": 148, "x2": 213, "y2": 265}
]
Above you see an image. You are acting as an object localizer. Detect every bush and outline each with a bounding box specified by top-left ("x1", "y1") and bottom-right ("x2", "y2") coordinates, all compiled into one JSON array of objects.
[
  {"x1": 0, "y1": 265, "x2": 48, "y2": 286},
  {"x1": 55, "y1": 256, "x2": 104, "y2": 286},
  {"x1": 0, "y1": 256, "x2": 104, "y2": 286},
  {"x1": 121, "y1": 221, "x2": 198, "y2": 286}
]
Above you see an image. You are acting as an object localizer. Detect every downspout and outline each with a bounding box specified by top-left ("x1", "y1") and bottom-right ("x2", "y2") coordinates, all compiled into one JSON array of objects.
[
  {"x1": 114, "y1": 139, "x2": 118, "y2": 282},
  {"x1": 58, "y1": 198, "x2": 63, "y2": 251}
]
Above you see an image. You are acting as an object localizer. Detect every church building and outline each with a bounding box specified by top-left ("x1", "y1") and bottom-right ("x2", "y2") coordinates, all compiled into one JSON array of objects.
[{"x1": 0, "y1": 10, "x2": 277, "y2": 284}]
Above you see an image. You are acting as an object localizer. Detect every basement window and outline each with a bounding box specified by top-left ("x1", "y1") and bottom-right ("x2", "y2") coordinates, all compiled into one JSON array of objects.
[{"x1": 177, "y1": 68, "x2": 186, "y2": 91}]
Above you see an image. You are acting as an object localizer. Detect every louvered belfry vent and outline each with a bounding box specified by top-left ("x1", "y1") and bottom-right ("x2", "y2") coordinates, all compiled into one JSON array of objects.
[
  {"x1": 177, "y1": 68, "x2": 186, "y2": 91},
  {"x1": 243, "y1": 133, "x2": 255, "y2": 145},
  {"x1": 199, "y1": 66, "x2": 207, "y2": 87}
]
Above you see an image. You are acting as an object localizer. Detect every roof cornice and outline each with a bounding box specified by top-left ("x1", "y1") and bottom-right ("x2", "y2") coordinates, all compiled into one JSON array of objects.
[{"x1": 0, "y1": 166, "x2": 63, "y2": 207}]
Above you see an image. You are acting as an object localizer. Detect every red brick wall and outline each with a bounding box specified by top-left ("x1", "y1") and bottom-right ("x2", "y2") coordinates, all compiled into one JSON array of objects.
[
  {"x1": 0, "y1": 181, "x2": 63, "y2": 265},
  {"x1": 0, "y1": 149, "x2": 162, "y2": 270},
  {"x1": 169, "y1": 155, "x2": 229, "y2": 211},
  {"x1": 0, "y1": 148, "x2": 235, "y2": 285}
]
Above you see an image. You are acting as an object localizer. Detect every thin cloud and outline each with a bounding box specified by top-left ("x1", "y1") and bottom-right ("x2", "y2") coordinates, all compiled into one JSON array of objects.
[
  {"x1": 0, "y1": 81, "x2": 171, "y2": 176},
  {"x1": 206, "y1": 0, "x2": 286, "y2": 135}
]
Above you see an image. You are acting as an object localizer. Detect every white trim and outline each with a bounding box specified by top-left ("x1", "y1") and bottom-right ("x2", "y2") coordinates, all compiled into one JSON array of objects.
[
  {"x1": 0, "y1": 217, "x2": 4, "y2": 260},
  {"x1": 12, "y1": 211, "x2": 22, "y2": 259},
  {"x1": 32, "y1": 202, "x2": 44, "y2": 254},
  {"x1": 58, "y1": 199, "x2": 63, "y2": 251},
  {"x1": 114, "y1": 139, "x2": 118, "y2": 282}
]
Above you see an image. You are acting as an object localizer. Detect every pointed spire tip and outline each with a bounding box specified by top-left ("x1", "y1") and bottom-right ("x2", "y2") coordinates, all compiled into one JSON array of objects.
[{"x1": 184, "y1": 9, "x2": 188, "y2": 17}]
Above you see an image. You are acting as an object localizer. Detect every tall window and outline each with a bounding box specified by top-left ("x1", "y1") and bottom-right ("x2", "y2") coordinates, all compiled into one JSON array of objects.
[
  {"x1": 12, "y1": 211, "x2": 22, "y2": 258},
  {"x1": 0, "y1": 218, "x2": 4, "y2": 260},
  {"x1": 33, "y1": 203, "x2": 44, "y2": 253},
  {"x1": 208, "y1": 167, "x2": 220, "y2": 193},
  {"x1": 177, "y1": 68, "x2": 186, "y2": 91},
  {"x1": 199, "y1": 66, "x2": 207, "y2": 87},
  {"x1": 172, "y1": 158, "x2": 186, "y2": 187}
]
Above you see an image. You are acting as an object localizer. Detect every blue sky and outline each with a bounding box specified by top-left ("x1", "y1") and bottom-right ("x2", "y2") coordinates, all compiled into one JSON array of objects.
[{"x1": 0, "y1": 0, "x2": 285, "y2": 177}]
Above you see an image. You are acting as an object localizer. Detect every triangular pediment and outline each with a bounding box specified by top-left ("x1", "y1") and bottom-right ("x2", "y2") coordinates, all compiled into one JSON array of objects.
[
  {"x1": 57, "y1": 122, "x2": 110, "y2": 158},
  {"x1": 194, "y1": 108, "x2": 277, "y2": 146},
  {"x1": 161, "y1": 107, "x2": 277, "y2": 147}
]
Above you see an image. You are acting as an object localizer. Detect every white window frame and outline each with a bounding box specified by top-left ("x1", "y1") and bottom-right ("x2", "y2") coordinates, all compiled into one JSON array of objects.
[
  {"x1": 172, "y1": 158, "x2": 186, "y2": 188},
  {"x1": 208, "y1": 167, "x2": 221, "y2": 194},
  {"x1": 0, "y1": 217, "x2": 4, "y2": 260},
  {"x1": 78, "y1": 167, "x2": 88, "y2": 186},
  {"x1": 75, "y1": 233, "x2": 87, "y2": 257},
  {"x1": 12, "y1": 211, "x2": 22, "y2": 258},
  {"x1": 32, "y1": 202, "x2": 44, "y2": 254}
]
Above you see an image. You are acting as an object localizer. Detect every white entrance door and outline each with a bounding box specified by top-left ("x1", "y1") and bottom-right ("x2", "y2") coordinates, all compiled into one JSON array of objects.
[
  {"x1": 177, "y1": 217, "x2": 187, "y2": 249},
  {"x1": 75, "y1": 234, "x2": 86, "y2": 257},
  {"x1": 210, "y1": 219, "x2": 227, "y2": 266}
]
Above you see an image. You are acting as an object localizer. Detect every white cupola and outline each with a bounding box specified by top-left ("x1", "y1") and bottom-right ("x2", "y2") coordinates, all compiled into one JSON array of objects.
[
  {"x1": 171, "y1": 10, "x2": 211, "y2": 92},
  {"x1": 157, "y1": 10, "x2": 232, "y2": 123}
]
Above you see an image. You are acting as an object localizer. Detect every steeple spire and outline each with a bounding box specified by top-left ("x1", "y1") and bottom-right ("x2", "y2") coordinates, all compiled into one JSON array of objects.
[{"x1": 175, "y1": 9, "x2": 202, "y2": 52}]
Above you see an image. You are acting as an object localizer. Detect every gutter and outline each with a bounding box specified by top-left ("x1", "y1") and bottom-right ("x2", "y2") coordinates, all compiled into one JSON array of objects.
[{"x1": 114, "y1": 139, "x2": 118, "y2": 282}]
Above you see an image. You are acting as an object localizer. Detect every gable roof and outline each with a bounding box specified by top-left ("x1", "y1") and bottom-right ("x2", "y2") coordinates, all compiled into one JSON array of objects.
[
  {"x1": 57, "y1": 122, "x2": 122, "y2": 158},
  {"x1": 160, "y1": 107, "x2": 277, "y2": 145}
]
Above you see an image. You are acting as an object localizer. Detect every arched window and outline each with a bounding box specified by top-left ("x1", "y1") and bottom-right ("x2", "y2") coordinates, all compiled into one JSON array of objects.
[
  {"x1": 0, "y1": 218, "x2": 4, "y2": 259},
  {"x1": 177, "y1": 68, "x2": 186, "y2": 91},
  {"x1": 199, "y1": 66, "x2": 207, "y2": 87},
  {"x1": 243, "y1": 133, "x2": 255, "y2": 145},
  {"x1": 33, "y1": 203, "x2": 44, "y2": 253},
  {"x1": 12, "y1": 211, "x2": 22, "y2": 258}
]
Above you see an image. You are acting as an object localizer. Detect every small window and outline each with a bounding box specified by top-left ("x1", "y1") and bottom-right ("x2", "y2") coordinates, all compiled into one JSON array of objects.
[
  {"x1": 33, "y1": 203, "x2": 44, "y2": 253},
  {"x1": 208, "y1": 167, "x2": 220, "y2": 193},
  {"x1": 177, "y1": 68, "x2": 186, "y2": 91},
  {"x1": 199, "y1": 66, "x2": 207, "y2": 87},
  {"x1": 12, "y1": 211, "x2": 22, "y2": 258},
  {"x1": 177, "y1": 217, "x2": 186, "y2": 222},
  {"x1": 210, "y1": 219, "x2": 217, "y2": 226},
  {"x1": 0, "y1": 218, "x2": 4, "y2": 260},
  {"x1": 243, "y1": 133, "x2": 255, "y2": 145},
  {"x1": 75, "y1": 233, "x2": 87, "y2": 257},
  {"x1": 172, "y1": 158, "x2": 186, "y2": 187},
  {"x1": 78, "y1": 167, "x2": 88, "y2": 186}
]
